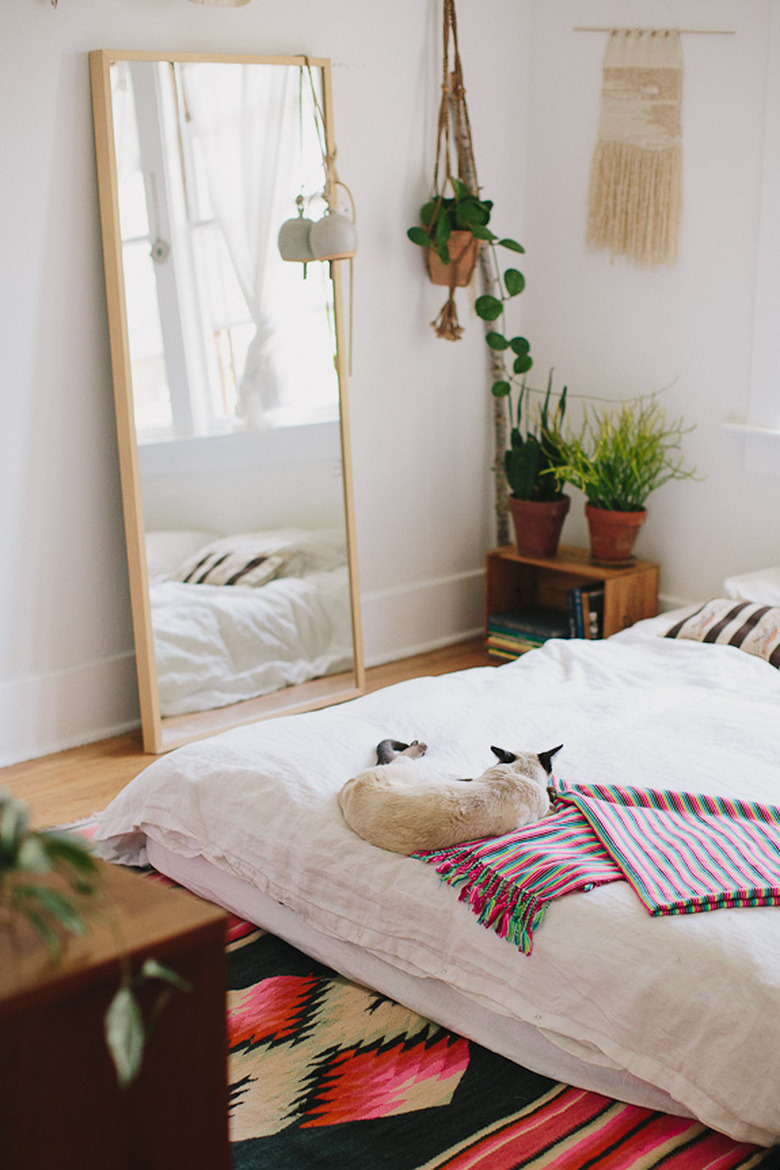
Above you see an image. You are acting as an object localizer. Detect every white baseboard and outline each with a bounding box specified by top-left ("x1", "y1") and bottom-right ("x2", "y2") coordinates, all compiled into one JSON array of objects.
[
  {"x1": 0, "y1": 652, "x2": 140, "y2": 768},
  {"x1": 361, "y1": 567, "x2": 486, "y2": 667}
]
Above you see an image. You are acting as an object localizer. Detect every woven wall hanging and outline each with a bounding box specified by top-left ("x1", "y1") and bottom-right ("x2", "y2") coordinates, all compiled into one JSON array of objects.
[{"x1": 587, "y1": 28, "x2": 683, "y2": 268}]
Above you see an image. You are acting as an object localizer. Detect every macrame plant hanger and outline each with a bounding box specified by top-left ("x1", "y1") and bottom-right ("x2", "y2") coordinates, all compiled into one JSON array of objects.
[{"x1": 430, "y1": 0, "x2": 480, "y2": 341}]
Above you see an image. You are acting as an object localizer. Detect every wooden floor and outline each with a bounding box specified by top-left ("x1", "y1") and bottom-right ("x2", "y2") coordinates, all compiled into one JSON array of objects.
[{"x1": 0, "y1": 638, "x2": 494, "y2": 828}]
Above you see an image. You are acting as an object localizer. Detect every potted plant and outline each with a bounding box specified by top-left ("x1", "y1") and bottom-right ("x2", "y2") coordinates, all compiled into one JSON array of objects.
[
  {"x1": 407, "y1": 179, "x2": 525, "y2": 286},
  {"x1": 490, "y1": 370, "x2": 570, "y2": 558},
  {"x1": 548, "y1": 395, "x2": 697, "y2": 563},
  {"x1": 0, "y1": 791, "x2": 189, "y2": 1086}
]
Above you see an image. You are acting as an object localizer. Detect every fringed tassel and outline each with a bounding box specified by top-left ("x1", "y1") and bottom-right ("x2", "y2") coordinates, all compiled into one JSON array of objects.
[
  {"x1": 423, "y1": 850, "x2": 548, "y2": 955},
  {"x1": 587, "y1": 140, "x2": 682, "y2": 268},
  {"x1": 431, "y1": 289, "x2": 464, "y2": 340}
]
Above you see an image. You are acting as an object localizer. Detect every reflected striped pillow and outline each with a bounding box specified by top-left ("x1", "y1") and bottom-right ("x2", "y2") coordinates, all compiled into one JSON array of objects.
[
  {"x1": 172, "y1": 549, "x2": 285, "y2": 588},
  {"x1": 665, "y1": 599, "x2": 780, "y2": 668}
]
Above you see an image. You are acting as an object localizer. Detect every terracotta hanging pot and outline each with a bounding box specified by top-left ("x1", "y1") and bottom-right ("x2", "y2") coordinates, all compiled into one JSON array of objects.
[
  {"x1": 586, "y1": 504, "x2": 647, "y2": 564},
  {"x1": 425, "y1": 231, "x2": 481, "y2": 287},
  {"x1": 508, "y1": 495, "x2": 571, "y2": 559}
]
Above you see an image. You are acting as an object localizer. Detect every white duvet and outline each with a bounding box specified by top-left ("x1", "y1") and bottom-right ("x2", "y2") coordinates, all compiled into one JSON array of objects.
[{"x1": 95, "y1": 621, "x2": 780, "y2": 1145}]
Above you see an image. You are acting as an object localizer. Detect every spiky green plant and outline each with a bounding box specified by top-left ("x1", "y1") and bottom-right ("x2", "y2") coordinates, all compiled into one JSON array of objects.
[
  {"x1": 549, "y1": 396, "x2": 697, "y2": 512},
  {"x1": 494, "y1": 370, "x2": 568, "y2": 502}
]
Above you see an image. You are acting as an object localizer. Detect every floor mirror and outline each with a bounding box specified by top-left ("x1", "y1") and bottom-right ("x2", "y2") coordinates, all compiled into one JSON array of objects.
[{"x1": 90, "y1": 50, "x2": 364, "y2": 753}]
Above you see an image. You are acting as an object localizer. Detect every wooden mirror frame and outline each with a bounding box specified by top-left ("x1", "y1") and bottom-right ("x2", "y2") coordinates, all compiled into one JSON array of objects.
[{"x1": 89, "y1": 50, "x2": 364, "y2": 753}]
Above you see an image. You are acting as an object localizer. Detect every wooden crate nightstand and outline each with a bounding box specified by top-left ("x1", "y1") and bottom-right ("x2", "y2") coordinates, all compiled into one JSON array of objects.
[{"x1": 485, "y1": 544, "x2": 659, "y2": 658}]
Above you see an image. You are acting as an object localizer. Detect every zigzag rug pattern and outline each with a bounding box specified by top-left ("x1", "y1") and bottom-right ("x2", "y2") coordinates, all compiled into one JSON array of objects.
[{"x1": 221, "y1": 913, "x2": 777, "y2": 1170}]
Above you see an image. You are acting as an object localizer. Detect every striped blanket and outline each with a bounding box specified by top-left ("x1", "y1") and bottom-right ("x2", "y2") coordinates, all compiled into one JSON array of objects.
[{"x1": 415, "y1": 777, "x2": 780, "y2": 954}]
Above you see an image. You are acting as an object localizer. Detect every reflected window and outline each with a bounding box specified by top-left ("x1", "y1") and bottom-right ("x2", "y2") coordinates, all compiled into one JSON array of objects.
[{"x1": 110, "y1": 60, "x2": 340, "y2": 442}]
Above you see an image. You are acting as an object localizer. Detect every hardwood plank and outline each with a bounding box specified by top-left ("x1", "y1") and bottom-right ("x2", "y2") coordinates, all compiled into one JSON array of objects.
[{"x1": 1, "y1": 638, "x2": 494, "y2": 828}]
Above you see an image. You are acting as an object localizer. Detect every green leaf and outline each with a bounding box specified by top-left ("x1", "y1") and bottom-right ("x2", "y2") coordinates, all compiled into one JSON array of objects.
[
  {"x1": 407, "y1": 226, "x2": 430, "y2": 248},
  {"x1": 15, "y1": 884, "x2": 87, "y2": 937},
  {"x1": 41, "y1": 833, "x2": 99, "y2": 874},
  {"x1": 470, "y1": 224, "x2": 496, "y2": 241},
  {"x1": 139, "y1": 957, "x2": 192, "y2": 993},
  {"x1": 513, "y1": 353, "x2": 533, "y2": 375},
  {"x1": 505, "y1": 443, "x2": 543, "y2": 499},
  {"x1": 456, "y1": 200, "x2": 488, "y2": 228},
  {"x1": 509, "y1": 336, "x2": 530, "y2": 356},
  {"x1": 16, "y1": 836, "x2": 52, "y2": 874},
  {"x1": 475, "y1": 295, "x2": 503, "y2": 322},
  {"x1": 504, "y1": 269, "x2": 526, "y2": 297},
  {"x1": 497, "y1": 238, "x2": 525, "y2": 253},
  {"x1": 420, "y1": 200, "x2": 438, "y2": 227},
  {"x1": 450, "y1": 178, "x2": 470, "y2": 200},
  {"x1": 491, "y1": 381, "x2": 511, "y2": 398},
  {"x1": 18, "y1": 906, "x2": 63, "y2": 961},
  {"x1": 105, "y1": 986, "x2": 145, "y2": 1088},
  {"x1": 486, "y1": 332, "x2": 509, "y2": 350},
  {"x1": 434, "y1": 214, "x2": 451, "y2": 249},
  {"x1": 0, "y1": 794, "x2": 28, "y2": 864}
]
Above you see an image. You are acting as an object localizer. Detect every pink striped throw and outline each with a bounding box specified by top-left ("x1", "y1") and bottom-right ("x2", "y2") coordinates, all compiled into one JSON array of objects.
[{"x1": 415, "y1": 777, "x2": 780, "y2": 953}]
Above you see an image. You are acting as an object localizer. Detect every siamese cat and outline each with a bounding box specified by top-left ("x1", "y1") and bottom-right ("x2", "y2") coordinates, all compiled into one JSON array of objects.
[{"x1": 338, "y1": 739, "x2": 562, "y2": 855}]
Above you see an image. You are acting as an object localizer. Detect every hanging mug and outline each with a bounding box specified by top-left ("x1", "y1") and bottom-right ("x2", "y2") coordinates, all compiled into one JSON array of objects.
[
  {"x1": 278, "y1": 196, "x2": 315, "y2": 263},
  {"x1": 309, "y1": 180, "x2": 357, "y2": 262},
  {"x1": 309, "y1": 211, "x2": 357, "y2": 261}
]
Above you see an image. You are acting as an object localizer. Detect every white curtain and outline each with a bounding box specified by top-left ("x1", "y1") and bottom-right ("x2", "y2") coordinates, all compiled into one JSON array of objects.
[{"x1": 183, "y1": 63, "x2": 299, "y2": 430}]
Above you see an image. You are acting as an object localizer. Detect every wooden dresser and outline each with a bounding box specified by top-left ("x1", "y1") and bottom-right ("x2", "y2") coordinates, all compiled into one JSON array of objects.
[{"x1": 0, "y1": 859, "x2": 229, "y2": 1170}]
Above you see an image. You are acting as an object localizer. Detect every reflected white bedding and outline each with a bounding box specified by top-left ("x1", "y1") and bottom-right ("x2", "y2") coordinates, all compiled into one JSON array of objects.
[
  {"x1": 95, "y1": 615, "x2": 780, "y2": 1145},
  {"x1": 147, "y1": 528, "x2": 353, "y2": 716}
]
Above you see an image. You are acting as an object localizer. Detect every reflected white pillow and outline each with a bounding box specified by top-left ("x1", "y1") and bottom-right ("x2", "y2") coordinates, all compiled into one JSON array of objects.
[
  {"x1": 723, "y1": 566, "x2": 780, "y2": 606},
  {"x1": 172, "y1": 546, "x2": 285, "y2": 588},
  {"x1": 146, "y1": 529, "x2": 219, "y2": 580}
]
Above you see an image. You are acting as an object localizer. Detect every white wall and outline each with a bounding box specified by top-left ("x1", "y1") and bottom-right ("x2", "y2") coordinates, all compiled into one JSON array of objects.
[
  {"x1": 522, "y1": 0, "x2": 780, "y2": 606},
  {"x1": 139, "y1": 424, "x2": 346, "y2": 534},
  {"x1": 1, "y1": 0, "x2": 778, "y2": 766}
]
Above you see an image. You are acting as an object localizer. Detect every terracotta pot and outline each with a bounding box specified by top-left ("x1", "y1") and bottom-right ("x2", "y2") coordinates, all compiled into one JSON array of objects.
[
  {"x1": 425, "y1": 231, "x2": 481, "y2": 287},
  {"x1": 508, "y1": 495, "x2": 571, "y2": 559},
  {"x1": 586, "y1": 504, "x2": 647, "y2": 564}
]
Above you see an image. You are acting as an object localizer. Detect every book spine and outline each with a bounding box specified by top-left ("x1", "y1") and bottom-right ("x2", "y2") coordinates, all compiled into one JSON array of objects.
[
  {"x1": 567, "y1": 586, "x2": 585, "y2": 638},
  {"x1": 583, "y1": 585, "x2": 605, "y2": 639}
]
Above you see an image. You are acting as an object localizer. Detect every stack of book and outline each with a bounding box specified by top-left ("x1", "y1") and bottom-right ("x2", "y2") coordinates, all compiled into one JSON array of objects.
[
  {"x1": 487, "y1": 584, "x2": 606, "y2": 661},
  {"x1": 486, "y1": 606, "x2": 572, "y2": 661},
  {"x1": 567, "y1": 582, "x2": 605, "y2": 640}
]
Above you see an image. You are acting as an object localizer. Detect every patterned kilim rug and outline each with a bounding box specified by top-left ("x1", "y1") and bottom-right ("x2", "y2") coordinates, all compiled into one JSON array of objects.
[
  {"x1": 218, "y1": 906, "x2": 778, "y2": 1170},
  {"x1": 64, "y1": 819, "x2": 778, "y2": 1169}
]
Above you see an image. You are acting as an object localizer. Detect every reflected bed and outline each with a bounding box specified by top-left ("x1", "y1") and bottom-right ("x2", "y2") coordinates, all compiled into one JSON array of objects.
[{"x1": 146, "y1": 527, "x2": 354, "y2": 716}]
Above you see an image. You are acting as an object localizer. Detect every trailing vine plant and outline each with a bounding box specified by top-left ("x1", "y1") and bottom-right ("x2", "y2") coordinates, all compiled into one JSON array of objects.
[{"x1": 406, "y1": 0, "x2": 528, "y2": 341}]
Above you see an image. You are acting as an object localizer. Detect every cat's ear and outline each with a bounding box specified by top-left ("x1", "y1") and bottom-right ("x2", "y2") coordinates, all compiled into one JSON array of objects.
[
  {"x1": 490, "y1": 746, "x2": 517, "y2": 764},
  {"x1": 538, "y1": 745, "x2": 564, "y2": 774}
]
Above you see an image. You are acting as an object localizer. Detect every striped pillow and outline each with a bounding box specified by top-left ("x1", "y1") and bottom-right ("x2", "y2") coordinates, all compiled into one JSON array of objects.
[
  {"x1": 665, "y1": 599, "x2": 780, "y2": 668},
  {"x1": 172, "y1": 549, "x2": 285, "y2": 588}
]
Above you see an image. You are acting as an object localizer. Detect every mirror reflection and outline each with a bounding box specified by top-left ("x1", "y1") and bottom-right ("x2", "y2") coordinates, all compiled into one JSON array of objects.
[{"x1": 91, "y1": 52, "x2": 363, "y2": 752}]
